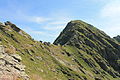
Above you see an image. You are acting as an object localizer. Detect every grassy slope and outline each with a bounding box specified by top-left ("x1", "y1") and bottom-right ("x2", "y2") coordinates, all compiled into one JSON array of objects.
[{"x1": 0, "y1": 23, "x2": 119, "y2": 80}]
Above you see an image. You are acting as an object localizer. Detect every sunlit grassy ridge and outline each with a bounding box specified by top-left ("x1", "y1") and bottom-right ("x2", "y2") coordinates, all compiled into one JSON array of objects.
[{"x1": 0, "y1": 21, "x2": 120, "y2": 80}]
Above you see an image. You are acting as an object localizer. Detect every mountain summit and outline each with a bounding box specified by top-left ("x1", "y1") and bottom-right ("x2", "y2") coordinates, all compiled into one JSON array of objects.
[
  {"x1": 54, "y1": 20, "x2": 120, "y2": 78},
  {"x1": 54, "y1": 20, "x2": 110, "y2": 46}
]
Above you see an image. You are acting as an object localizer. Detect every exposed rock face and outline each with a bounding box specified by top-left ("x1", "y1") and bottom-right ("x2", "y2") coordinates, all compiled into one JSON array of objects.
[
  {"x1": 0, "y1": 45, "x2": 29, "y2": 80},
  {"x1": 4, "y1": 21, "x2": 21, "y2": 32},
  {"x1": 54, "y1": 20, "x2": 120, "y2": 77},
  {"x1": 113, "y1": 35, "x2": 120, "y2": 43}
]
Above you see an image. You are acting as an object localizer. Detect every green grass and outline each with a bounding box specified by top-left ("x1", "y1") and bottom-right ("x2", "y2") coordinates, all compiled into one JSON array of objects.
[{"x1": 0, "y1": 23, "x2": 120, "y2": 80}]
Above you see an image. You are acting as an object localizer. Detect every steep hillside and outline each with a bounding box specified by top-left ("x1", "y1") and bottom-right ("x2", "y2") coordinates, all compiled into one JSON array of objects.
[
  {"x1": 0, "y1": 20, "x2": 120, "y2": 80},
  {"x1": 54, "y1": 20, "x2": 120, "y2": 79}
]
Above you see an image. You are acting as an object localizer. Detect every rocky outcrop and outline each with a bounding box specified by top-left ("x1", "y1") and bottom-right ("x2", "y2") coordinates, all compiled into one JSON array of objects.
[
  {"x1": 0, "y1": 45, "x2": 29, "y2": 80},
  {"x1": 4, "y1": 21, "x2": 21, "y2": 32},
  {"x1": 113, "y1": 35, "x2": 120, "y2": 42}
]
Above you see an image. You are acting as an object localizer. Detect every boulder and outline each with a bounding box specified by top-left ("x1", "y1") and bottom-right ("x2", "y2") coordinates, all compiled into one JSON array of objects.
[
  {"x1": 44, "y1": 42, "x2": 51, "y2": 46},
  {"x1": 4, "y1": 21, "x2": 12, "y2": 26}
]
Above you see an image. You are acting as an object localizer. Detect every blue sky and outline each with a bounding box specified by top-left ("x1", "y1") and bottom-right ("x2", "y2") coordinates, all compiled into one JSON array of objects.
[{"x1": 0, "y1": 0, "x2": 120, "y2": 43}]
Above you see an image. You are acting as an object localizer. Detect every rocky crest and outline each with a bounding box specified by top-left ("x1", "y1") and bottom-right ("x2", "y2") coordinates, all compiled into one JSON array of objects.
[{"x1": 4, "y1": 21, "x2": 21, "y2": 32}]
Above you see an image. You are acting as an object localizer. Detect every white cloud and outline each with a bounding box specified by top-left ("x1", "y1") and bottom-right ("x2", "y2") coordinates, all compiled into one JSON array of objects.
[
  {"x1": 30, "y1": 30, "x2": 44, "y2": 35},
  {"x1": 101, "y1": 0, "x2": 120, "y2": 18},
  {"x1": 49, "y1": 21, "x2": 66, "y2": 25},
  {"x1": 102, "y1": 25, "x2": 120, "y2": 37},
  {"x1": 43, "y1": 19, "x2": 69, "y2": 31},
  {"x1": 9, "y1": 9, "x2": 72, "y2": 42},
  {"x1": 33, "y1": 16, "x2": 71, "y2": 31},
  {"x1": 44, "y1": 25, "x2": 65, "y2": 30},
  {"x1": 23, "y1": 27, "x2": 44, "y2": 35},
  {"x1": 30, "y1": 16, "x2": 51, "y2": 23},
  {"x1": 99, "y1": 0, "x2": 120, "y2": 37},
  {"x1": 22, "y1": 27, "x2": 58, "y2": 37}
]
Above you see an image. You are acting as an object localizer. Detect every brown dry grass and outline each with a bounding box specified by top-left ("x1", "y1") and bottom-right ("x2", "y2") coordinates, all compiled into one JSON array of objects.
[
  {"x1": 31, "y1": 74, "x2": 43, "y2": 80},
  {"x1": 4, "y1": 46, "x2": 16, "y2": 54}
]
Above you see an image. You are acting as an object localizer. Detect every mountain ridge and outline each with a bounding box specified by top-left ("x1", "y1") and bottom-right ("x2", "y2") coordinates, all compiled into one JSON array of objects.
[{"x1": 0, "y1": 20, "x2": 120, "y2": 80}]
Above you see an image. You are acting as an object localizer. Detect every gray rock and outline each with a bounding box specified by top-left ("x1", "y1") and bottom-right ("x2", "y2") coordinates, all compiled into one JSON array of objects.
[
  {"x1": 0, "y1": 45, "x2": 4, "y2": 53},
  {"x1": 0, "y1": 60, "x2": 5, "y2": 65},
  {"x1": 11, "y1": 54, "x2": 22, "y2": 62},
  {"x1": 0, "y1": 45, "x2": 29, "y2": 80},
  {"x1": 4, "y1": 21, "x2": 12, "y2": 26},
  {"x1": 14, "y1": 64, "x2": 25, "y2": 71}
]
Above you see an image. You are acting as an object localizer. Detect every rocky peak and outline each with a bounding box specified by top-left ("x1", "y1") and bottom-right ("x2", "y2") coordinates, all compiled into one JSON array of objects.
[
  {"x1": 0, "y1": 21, "x2": 32, "y2": 40},
  {"x1": 54, "y1": 20, "x2": 120, "y2": 77},
  {"x1": 54, "y1": 20, "x2": 110, "y2": 46}
]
